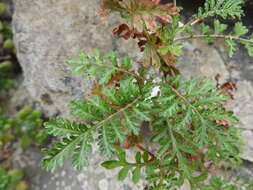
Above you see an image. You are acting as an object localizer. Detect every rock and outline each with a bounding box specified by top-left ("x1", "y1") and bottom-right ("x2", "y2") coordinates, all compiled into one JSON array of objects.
[
  {"x1": 240, "y1": 130, "x2": 253, "y2": 162},
  {"x1": 235, "y1": 161, "x2": 253, "y2": 181},
  {"x1": 179, "y1": 40, "x2": 229, "y2": 83},
  {"x1": 12, "y1": 0, "x2": 139, "y2": 118},
  {"x1": 226, "y1": 80, "x2": 253, "y2": 131}
]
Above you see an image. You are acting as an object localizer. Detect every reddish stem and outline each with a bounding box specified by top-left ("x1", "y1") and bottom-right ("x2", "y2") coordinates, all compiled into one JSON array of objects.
[{"x1": 136, "y1": 143, "x2": 155, "y2": 162}]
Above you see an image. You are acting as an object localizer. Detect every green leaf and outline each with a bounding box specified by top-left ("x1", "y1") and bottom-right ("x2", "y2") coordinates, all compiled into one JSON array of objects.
[
  {"x1": 123, "y1": 112, "x2": 140, "y2": 135},
  {"x1": 122, "y1": 54, "x2": 132, "y2": 70},
  {"x1": 44, "y1": 118, "x2": 87, "y2": 136},
  {"x1": 110, "y1": 121, "x2": 127, "y2": 144},
  {"x1": 214, "y1": 20, "x2": 227, "y2": 33},
  {"x1": 118, "y1": 166, "x2": 131, "y2": 181},
  {"x1": 116, "y1": 149, "x2": 126, "y2": 162},
  {"x1": 244, "y1": 43, "x2": 253, "y2": 57},
  {"x1": 99, "y1": 69, "x2": 117, "y2": 85},
  {"x1": 0, "y1": 3, "x2": 6, "y2": 16},
  {"x1": 72, "y1": 132, "x2": 93, "y2": 170},
  {"x1": 8, "y1": 169, "x2": 24, "y2": 182},
  {"x1": 225, "y1": 39, "x2": 236, "y2": 57},
  {"x1": 170, "y1": 43, "x2": 183, "y2": 56},
  {"x1": 41, "y1": 136, "x2": 82, "y2": 172},
  {"x1": 91, "y1": 50, "x2": 102, "y2": 60},
  {"x1": 158, "y1": 140, "x2": 171, "y2": 156},
  {"x1": 135, "y1": 152, "x2": 142, "y2": 164},
  {"x1": 159, "y1": 45, "x2": 170, "y2": 55},
  {"x1": 179, "y1": 144, "x2": 198, "y2": 156},
  {"x1": 200, "y1": 23, "x2": 211, "y2": 35},
  {"x1": 161, "y1": 102, "x2": 179, "y2": 117},
  {"x1": 233, "y1": 22, "x2": 248, "y2": 36},
  {"x1": 107, "y1": 51, "x2": 118, "y2": 66},
  {"x1": 191, "y1": 172, "x2": 208, "y2": 183},
  {"x1": 142, "y1": 152, "x2": 149, "y2": 163},
  {"x1": 151, "y1": 127, "x2": 167, "y2": 142},
  {"x1": 194, "y1": 96, "x2": 228, "y2": 106},
  {"x1": 20, "y1": 135, "x2": 32, "y2": 149},
  {"x1": 132, "y1": 166, "x2": 141, "y2": 184},
  {"x1": 195, "y1": 0, "x2": 244, "y2": 19},
  {"x1": 133, "y1": 108, "x2": 150, "y2": 121},
  {"x1": 207, "y1": 113, "x2": 238, "y2": 123},
  {"x1": 101, "y1": 160, "x2": 123, "y2": 169},
  {"x1": 67, "y1": 51, "x2": 132, "y2": 86},
  {"x1": 98, "y1": 126, "x2": 115, "y2": 157},
  {"x1": 185, "y1": 26, "x2": 194, "y2": 35},
  {"x1": 17, "y1": 106, "x2": 32, "y2": 120}
]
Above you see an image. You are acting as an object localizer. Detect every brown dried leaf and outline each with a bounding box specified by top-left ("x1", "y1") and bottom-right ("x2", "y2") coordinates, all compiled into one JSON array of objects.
[{"x1": 112, "y1": 24, "x2": 132, "y2": 40}]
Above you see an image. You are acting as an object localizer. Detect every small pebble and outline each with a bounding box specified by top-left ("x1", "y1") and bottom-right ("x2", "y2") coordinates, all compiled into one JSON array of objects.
[{"x1": 98, "y1": 179, "x2": 109, "y2": 190}]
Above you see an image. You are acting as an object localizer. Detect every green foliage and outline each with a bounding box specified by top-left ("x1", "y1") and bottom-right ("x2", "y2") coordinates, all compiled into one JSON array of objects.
[
  {"x1": 42, "y1": 49, "x2": 243, "y2": 188},
  {"x1": 41, "y1": 0, "x2": 252, "y2": 189},
  {"x1": 16, "y1": 107, "x2": 48, "y2": 148},
  {"x1": 101, "y1": 149, "x2": 147, "y2": 184},
  {"x1": 199, "y1": 176, "x2": 253, "y2": 190},
  {"x1": 200, "y1": 23, "x2": 211, "y2": 35},
  {"x1": 42, "y1": 65, "x2": 152, "y2": 171},
  {"x1": 0, "y1": 106, "x2": 47, "y2": 189},
  {"x1": 226, "y1": 39, "x2": 237, "y2": 57},
  {"x1": 0, "y1": 2, "x2": 16, "y2": 92},
  {"x1": 0, "y1": 106, "x2": 48, "y2": 149},
  {"x1": 0, "y1": 60, "x2": 14, "y2": 90},
  {"x1": 67, "y1": 51, "x2": 132, "y2": 85},
  {"x1": 0, "y1": 168, "x2": 28, "y2": 190},
  {"x1": 195, "y1": 0, "x2": 244, "y2": 19},
  {"x1": 100, "y1": 76, "x2": 241, "y2": 188},
  {"x1": 179, "y1": 0, "x2": 253, "y2": 58},
  {"x1": 185, "y1": 19, "x2": 253, "y2": 57},
  {"x1": 0, "y1": 3, "x2": 6, "y2": 16},
  {"x1": 214, "y1": 20, "x2": 228, "y2": 34}
]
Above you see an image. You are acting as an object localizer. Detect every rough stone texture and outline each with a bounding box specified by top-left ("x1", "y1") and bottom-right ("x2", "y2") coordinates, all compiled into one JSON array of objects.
[
  {"x1": 179, "y1": 40, "x2": 230, "y2": 82},
  {"x1": 12, "y1": 0, "x2": 140, "y2": 118},
  {"x1": 241, "y1": 130, "x2": 253, "y2": 162},
  {"x1": 12, "y1": 147, "x2": 148, "y2": 190},
  {"x1": 227, "y1": 80, "x2": 253, "y2": 131},
  {"x1": 11, "y1": 0, "x2": 253, "y2": 189}
]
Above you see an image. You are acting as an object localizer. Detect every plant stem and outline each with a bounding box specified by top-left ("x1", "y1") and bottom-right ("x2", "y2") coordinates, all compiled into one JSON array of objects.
[
  {"x1": 174, "y1": 34, "x2": 253, "y2": 44},
  {"x1": 173, "y1": 0, "x2": 176, "y2": 7},
  {"x1": 180, "y1": 18, "x2": 201, "y2": 31},
  {"x1": 79, "y1": 96, "x2": 142, "y2": 137},
  {"x1": 96, "y1": 96, "x2": 142, "y2": 128},
  {"x1": 136, "y1": 143, "x2": 155, "y2": 162}
]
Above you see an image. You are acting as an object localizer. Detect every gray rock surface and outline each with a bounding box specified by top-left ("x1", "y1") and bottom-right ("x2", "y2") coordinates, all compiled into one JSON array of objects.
[
  {"x1": 11, "y1": 0, "x2": 253, "y2": 189},
  {"x1": 241, "y1": 130, "x2": 253, "y2": 162},
  {"x1": 179, "y1": 40, "x2": 230, "y2": 82},
  {"x1": 12, "y1": 0, "x2": 139, "y2": 118}
]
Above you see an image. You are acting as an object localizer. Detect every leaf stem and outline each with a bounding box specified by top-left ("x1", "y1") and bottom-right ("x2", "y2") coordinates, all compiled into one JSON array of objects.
[
  {"x1": 180, "y1": 18, "x2": 201, "y2": 31},
  {"x1": 95, "y1": 96, "x2": 142, "y2": 129},
  {"x1": 174, "y1": 34, "x2": 253, "y2": 44},
  {"x1": 136, "y1": 143, "x2": 155, "y2": 162},
  {"x1": 173, "y1": 0, "x2": 176, "y2": 7},
  {"x1": 167, "y1": 83, "x2": 203, "y2": 120}
]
